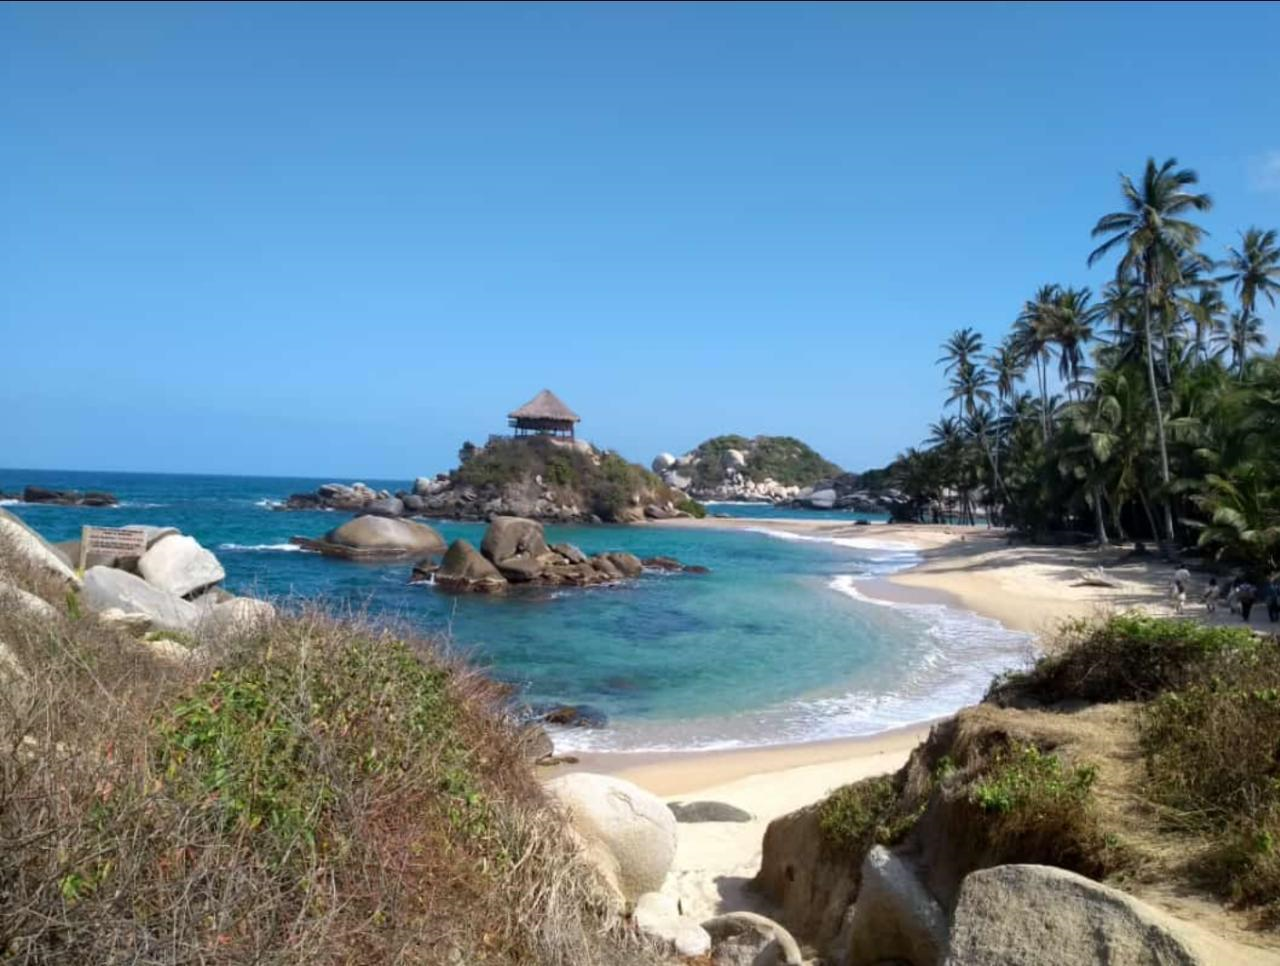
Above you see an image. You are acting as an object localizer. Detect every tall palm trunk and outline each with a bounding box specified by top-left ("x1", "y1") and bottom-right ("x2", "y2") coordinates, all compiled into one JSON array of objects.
[{"x1": 1142, "y1": 255, "x2": 1175, "y2": 544}]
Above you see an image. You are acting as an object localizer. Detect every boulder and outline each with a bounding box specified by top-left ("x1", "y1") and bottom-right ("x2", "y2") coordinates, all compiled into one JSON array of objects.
[
  {"x1": 401, "y1": 493, "x2": 425, "y2": 513},
  {"x1": 536, "y1": 704, "x2": 608, "y2": 728},
  {"x1": 591, "y1": 555, "x2": 622, "y2": 580},
  {"x1": 550, "y1": 542, "x2": 588, "y2": 565},
  {"x1": 633, "y1": 892, "x2": 712, "y2": 958},
  {"x1": 652, "y1": 453, "x2": 677, "y2": 473},
  {"x1": 199, "y1": 597, "x2": 277, "y2": 637},
  {"x1": 82, "y1": 566, "x2": 199, "y2": 634},
  {"x1": 0, "y1": 508, "x2": 81, "y2": 587},
  {"x1": 847, "y1": 845, "x2": 948, "y2": 966},
  {"x1": 543, "y1": 772, "x2": 678, "y2": 903},
  {"x1": 754, "y1": 799, "x2": 859, "y2": 953},
  {"x1": 434, "y1": 539, "x2": 508, "y2": 593},
  {"x1": 806, "y1": 488, "x2": 838, "y2": 510},
  {"x1": 55, "y1": 524, "x2": 177, "y2": 572},
  {"x1": 495, "y1": 555, "x2": 545, "y2": 582},
  {"x1": 0, "y1": 579, "x2": 60, "y2": 623},
  {"x1": 518, "y1": 725, "x2": 554, "y2": 763},
  {"x1": 607, "y1": 553, "x2": 643, "y2": 577},
  {"x1": 668, "y1": 801, "x2": 752, "y2": 823},
  {"x1": 642, "y1": 556, "x2": 684, "y2": 572},
  {"x1": 364, "y1": 496, "x2": 405, "y2": 518},
  {"x1": 480, "y1": 516, "x2": 549, "y2": 564},
  {"x1": 138, "y1": 535, "x2": 226, "y2": 598},
  {"x1": 944, "y1": 864, "x2": 1248, "y2": 966},
  {"x1": 703, "y1": 912, "x2": 805, "y2": 966},
  {"x1": 95, "y1": 608, "x2": 154, "y2": 634},
  {"x1": 413, "y1": 476, "x2": 434, "y2": 497},
  {"x1": 141, "y1": 636, "x2": 198, "y2": 665},
  {"x1": 322, "y1": 515, "x2": 447, "y2": 558},
  {"x1": 723, "y1": 448, "x2": 748, "y2": 469}
]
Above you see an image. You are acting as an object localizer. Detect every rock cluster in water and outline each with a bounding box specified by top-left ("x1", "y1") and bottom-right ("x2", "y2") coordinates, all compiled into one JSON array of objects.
[
  {"x1": 1, "y1": 485, "x2": 119, "y2": 507},
  {"x1": 290, "y1": 514, "x2": 448, "y2": 559},
  {"x1": 417, "y1": 515, "x2": 706, "y2": 593}
]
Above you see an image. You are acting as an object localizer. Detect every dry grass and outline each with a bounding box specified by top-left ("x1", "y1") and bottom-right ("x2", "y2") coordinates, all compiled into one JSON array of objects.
[{"x1": 0, "y1": 534, "x2": 657, "y2": 964}]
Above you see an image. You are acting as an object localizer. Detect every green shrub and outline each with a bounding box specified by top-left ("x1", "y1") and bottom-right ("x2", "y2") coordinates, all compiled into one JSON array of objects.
[
  {"x1": 966, "y1": 741, "x2": 1108, "y2": 874},
  {"x1": 818, "y1": 775, "x2": 921, "y2": 856},
  {"x1": 676, "y1": 497, "x2": 707, "y2": 519},
  {"x1": 1140, "y1": 662, "x2": 1280, "y2": 916},
  {"x1": 988, "y1": 613, "x2": 1260, "y2": 705}
]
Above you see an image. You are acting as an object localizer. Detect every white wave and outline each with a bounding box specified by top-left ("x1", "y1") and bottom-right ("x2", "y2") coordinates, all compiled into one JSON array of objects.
[
  {"x1": 116, "y1": 501, "x2": 165, "y2": 509},
  {"x1": 254, "y1": 499, "x2": 282, "y2": 509},
  {"x1": 217, "y1": 542, "x2": 304, "y2": 552},
  {"x1": 745, "y1": 525, "x2": 921, "y2": 555},
  {"x1": 0, "y1": 499, "x2": 18, "y2": 506}
]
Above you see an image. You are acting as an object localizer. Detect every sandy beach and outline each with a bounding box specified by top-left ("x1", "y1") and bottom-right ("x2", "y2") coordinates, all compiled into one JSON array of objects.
[{"x1": 574, "y1": 517, "x2": 1215, "y2": 921}]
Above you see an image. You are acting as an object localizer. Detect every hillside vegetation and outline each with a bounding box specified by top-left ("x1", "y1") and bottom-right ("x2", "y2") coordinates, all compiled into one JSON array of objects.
[
  {"x1": 452, "y1": 436, "x2": 688, "y2": 523},
  {"x1": 773, "y1": 614, "x2": 1280, "y2": 951},
  {"x1": 686, "y1": 435, "x2": 841, "y2": 489},
  {"x1": 0, "y1": 534, "x2": 651, "y2": 964}
]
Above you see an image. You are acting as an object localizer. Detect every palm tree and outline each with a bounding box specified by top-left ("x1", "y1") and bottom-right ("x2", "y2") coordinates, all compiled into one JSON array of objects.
[
  {"x1": 1047, "y1": 286, "x2": 1101, "y2": 399},
  {"x1": 988, "y1": 336, "x2": 1026, "y2": 492},
  {"x1": 1219, "y1": 227, "x2": 1280, "y2": 326},
  {"x1": 1013, "y1": 285, "x2": 1060, "y2": 440},
  {"x1": 1089, "y1": 157, "x2": 1212, "y2": 544},
  {"x1": 1181, "y1": 283, "x2": 1227, "y2": 361},
  {"x1": 939, "y1": 329, "x2": 1010, "y2": 511},
  {"x1": 1227, "y1": 310, "x2": 1267, "y2": 377},
  {"x1": 938, "y1": 327, "x2": 984, "y2": 375}
]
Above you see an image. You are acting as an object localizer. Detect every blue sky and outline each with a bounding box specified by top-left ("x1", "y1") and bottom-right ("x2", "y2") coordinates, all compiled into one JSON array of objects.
[{"x1": 3, "y1": 2, "x2": 1279, "y2": 480}]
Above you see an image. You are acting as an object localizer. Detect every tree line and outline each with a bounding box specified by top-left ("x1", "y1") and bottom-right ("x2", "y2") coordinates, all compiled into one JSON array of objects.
[{"x1": 887, "y1": 157, "x2": 1280, "y2": 570}]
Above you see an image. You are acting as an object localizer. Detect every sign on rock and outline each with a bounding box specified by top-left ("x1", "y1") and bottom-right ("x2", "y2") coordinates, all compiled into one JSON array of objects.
[{"x1": 79, "y1": 525, "x2": 148, "y2": 570}]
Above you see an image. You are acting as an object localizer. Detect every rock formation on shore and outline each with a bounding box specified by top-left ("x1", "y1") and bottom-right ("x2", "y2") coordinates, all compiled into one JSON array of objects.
[
  {"x1": 419, "y1": 515, "x2": 706, "y2": 593},
  {"x1": 1, "y1": 485, "x2": 119, "y2": 507},
  {"x1": 277, "y1": 436, "x2": 699, "y2": 524}
]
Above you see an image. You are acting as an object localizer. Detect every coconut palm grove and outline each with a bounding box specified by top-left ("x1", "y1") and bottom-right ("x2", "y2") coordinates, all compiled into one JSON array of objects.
[{"x1": 889, "y1": 157, "x2": 1280, "y2": 568}]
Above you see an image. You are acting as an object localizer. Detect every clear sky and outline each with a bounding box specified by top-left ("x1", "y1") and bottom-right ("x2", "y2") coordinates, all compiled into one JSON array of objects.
[{"x1": 3, "y1": 2, "x2": 1279, "y2": 480}]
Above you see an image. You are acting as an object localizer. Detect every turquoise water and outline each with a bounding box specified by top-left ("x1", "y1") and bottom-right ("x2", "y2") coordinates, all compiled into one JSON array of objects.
[
  {"x1": 704, "y1": 501, "x2": 889, "y2": 522},
  {"x1": 1, "y1": 469, "x2": 1030, "y2": 752}
]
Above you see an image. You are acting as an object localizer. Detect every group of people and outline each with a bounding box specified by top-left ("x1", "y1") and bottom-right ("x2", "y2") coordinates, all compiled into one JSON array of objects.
[{"x1": 1171, "y1": 566, "x2": 1280, "y2": 622}]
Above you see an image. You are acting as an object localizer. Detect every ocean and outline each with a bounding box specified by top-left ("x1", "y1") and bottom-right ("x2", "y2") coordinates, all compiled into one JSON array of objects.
[{"x1": 1, "y1": 468, "x2": 1031, "y2": 753}]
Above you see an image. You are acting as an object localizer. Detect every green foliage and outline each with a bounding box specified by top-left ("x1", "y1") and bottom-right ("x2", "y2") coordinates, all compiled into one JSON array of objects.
[
  {"x1": 451, "y1": 436, "x2": 675, "y2": 521},
  {"x1": 989, "y1": 613, "x2": 1260, "y2": 705},
  {"x1": 687, "y1": 435, "x2": 841, "y2": 489},
  {"x1": 818, "y1": 775, "x2": 919, "y2": 856},
  {"x1": 1138, "y1": 639, "x2": 1280, "y2": 915},
  {"x1": 153, "y1": 634, "x2": 485, "y2": 867},
  {"x1": 676, "y1": 497, "x2": 707, "y2": 519},
  {"x1": 971, "y1": 743, "x2": 1097, "y2": 815}
]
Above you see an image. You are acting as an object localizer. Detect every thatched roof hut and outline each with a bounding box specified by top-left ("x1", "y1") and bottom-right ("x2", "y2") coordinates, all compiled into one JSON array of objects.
[{"x1": 508, "y1": 390, "x2": 581, "y2": 438}]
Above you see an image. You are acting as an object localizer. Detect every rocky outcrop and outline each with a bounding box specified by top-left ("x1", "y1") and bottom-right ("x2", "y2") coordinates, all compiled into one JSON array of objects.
[
  {"x1": 0, "y1": 508, "x2": 81, "y2": 587},
  {"x1": 429, "y1": 516, "x2": 705, "y2": 595},
  {"x1": 787, "y1": 472, "x2": 900, "y2": 513},
  {"x1": 0, "y1": 578, "x2": 61, "y2": 624},
  {"x1": 944, "y1": 864, "x2": 1242, "y2": 966},
  {"x1": 197, "y1": 596, "x2": 277, "y2": 637},
  {"x1": 653, "y1": 435, "x2": 840, "y2": 504},
  {"x1": 847, "y1": 845, "x2": 949, "y2": 966},
  {"x1": 544, "y1": 772, "x2": 678, "y2": 904},
  {"x1": 755, "y1": 797, "x2": 860, "y2": 954},
  {"x1": 19, "y1": 486, "x2": 118, "y2": 507},
  {"x1": 138, "y1": 534, "x2": 226, "y2": 598},
  {"x1": 82, "y1": 567, "x2": 202, "y2": 634},
  {"x1": 291, "y1": 515, "x2": 447, "y2": 560},
  {"x1": 432, "y1": 539, "x2": 508, "y2": 594},
  {"x1": 277, "y1": 481, "x2": 393, "y2": 512}
]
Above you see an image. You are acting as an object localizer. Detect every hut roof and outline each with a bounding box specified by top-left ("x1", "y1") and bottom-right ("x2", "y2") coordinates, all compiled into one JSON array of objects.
[{"x1": 508, "y1": 389, "x2": 581, "y2": 423}]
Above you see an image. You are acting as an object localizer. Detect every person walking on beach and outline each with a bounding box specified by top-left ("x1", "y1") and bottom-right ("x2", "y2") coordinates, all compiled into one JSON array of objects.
[
  {"x1": 1170, "y1": 565, "x2": 1191, "y2": 615},
  {"x1": 1266, "y1": 576, "x2": 1280, "y2": 623},
  {"x1": 1203, "y1": 577, "x2": 1221, "y2": 613},
  {"x1": 1237, "y1": 579, "x2": 1258, "y2": 622}
]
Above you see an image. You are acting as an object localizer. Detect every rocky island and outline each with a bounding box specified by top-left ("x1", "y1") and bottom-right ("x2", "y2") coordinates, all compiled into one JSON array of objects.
[{"x1": 653, "y1": 434, "x2": 898, "y2": 513}]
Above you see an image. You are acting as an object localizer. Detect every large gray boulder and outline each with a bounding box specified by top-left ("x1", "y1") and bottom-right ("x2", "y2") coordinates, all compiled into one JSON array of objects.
[
  {"x1": 363, "y1": 496, "x2": 405, "y2": 518},
  {"x1": 81, "y1": 566, "x2": 199, "y2": 634},
  {"x1": 847, "y1": 845, "x2": 948, "y2": 966},
  {"x1": 944, "y1": 864, "x2": 1254, "y2": 966},
  {"x1": 480, "y1": 516, "x2": 549, "y2": 564},
  {"x1": 0, "y1": 508, "x2": 80, "y2": 587},
  {"x1": 324, "y1": 515, "x2": 446, "y2": 557},
  {"x1": 434, "y1": 539, "x2": 508, "y2": 593},
  {"x1": 544, "y1": 772, "x2": 678, "y2": 904},
  {"x1": 138, "y1": 535, "x2": 226, "y2": 598},
  {"x1": 805, "y1": 487, "x2": 838, "y2": 510}
]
